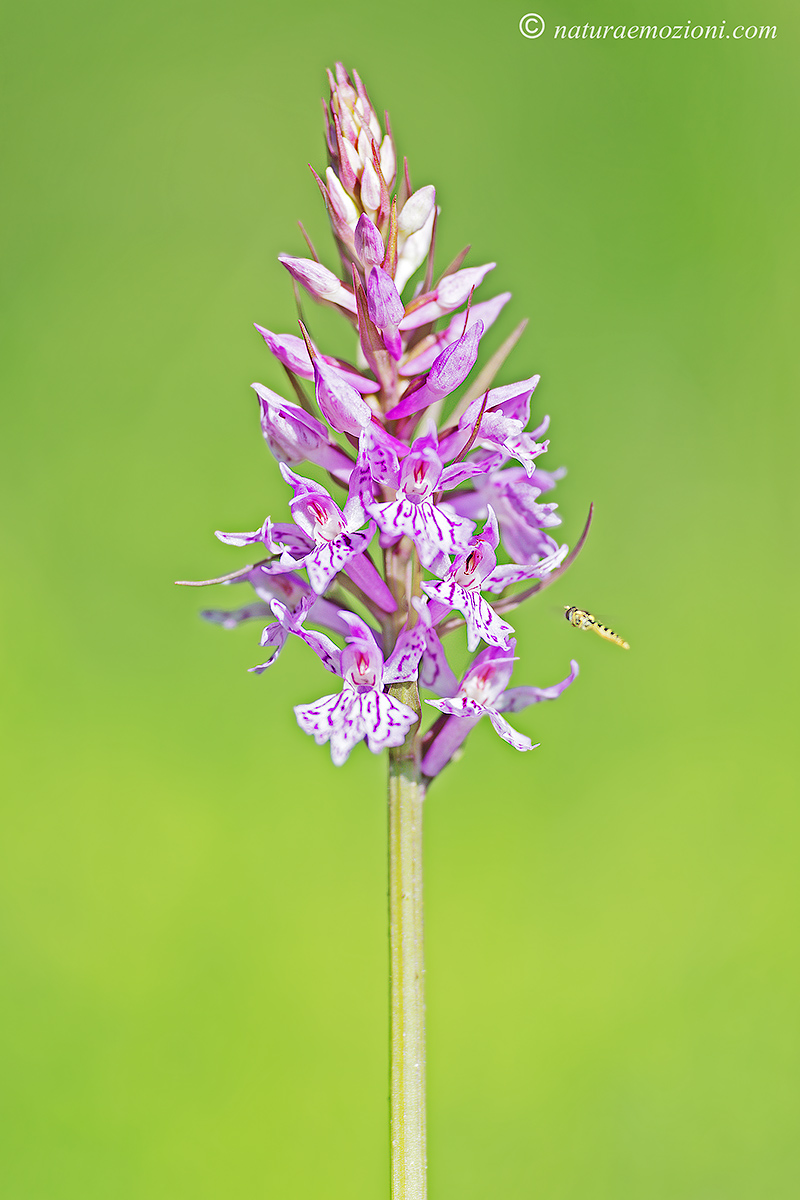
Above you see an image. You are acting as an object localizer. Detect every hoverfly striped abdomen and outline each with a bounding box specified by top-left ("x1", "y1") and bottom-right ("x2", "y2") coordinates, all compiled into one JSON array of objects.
[{"x1": 564, "y1": 606, "x2": 629, "y2": 649}]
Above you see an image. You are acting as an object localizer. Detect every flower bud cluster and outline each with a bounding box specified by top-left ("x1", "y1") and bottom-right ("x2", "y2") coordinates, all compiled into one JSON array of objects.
[{"x1": 182, "y1": 64, "x2": 585, "y2": 776}]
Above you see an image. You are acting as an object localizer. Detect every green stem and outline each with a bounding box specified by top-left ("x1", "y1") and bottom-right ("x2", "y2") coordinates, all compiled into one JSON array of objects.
[{"x1": 388, "y1": 692, "x2": 426, "y2": 1200}]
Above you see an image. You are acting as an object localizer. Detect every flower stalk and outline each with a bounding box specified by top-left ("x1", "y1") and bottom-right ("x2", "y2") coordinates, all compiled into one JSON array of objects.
[
  {"x1": 388, "y1": 687, "x2": 427, "y2": 1200},
  {"x1": 385, "y1": 534, "x2": 426, "y2": 1199}
]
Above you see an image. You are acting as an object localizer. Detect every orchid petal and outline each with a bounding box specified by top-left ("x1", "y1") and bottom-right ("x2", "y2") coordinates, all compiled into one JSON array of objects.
[
  {"x1": 383, "y1": 624, "x2": 426, "y2": 683},
  {"x1": 496, "y1": 660, "x2": 580, "y2": 712},
  {"x1": 487, "y1": 710, "x2": 536, "y2": 752},
  {"x1": 439, "y1": 453, "x2": 503, "y2": 490},
  {"x1": 342, "y1": 452, "x2": 374, "y2": 530},
  {"x1": 360, "y1": 426, "x2": 400, "y2": 487},
  {"x1": 313, "y1": 358, "x2": 374, "y2": 435},
  {"x1": 426, "y1": 695, "x2": 488, "y2": 718},
  {"x1": 360, "y1": 689, "x2": 418, "y2": 754},
  {"x1": 304, "y1": 528, "x2": 374, "y2": 594},
  {"x1": 201, "y1": 602, "x2": 272, "y2": 629},
  {"x1": 294, "y1": 691, "x2": 357, "y2": 759},
  {"x1": 342, "y1": 548, "x2": 398, "y2": 613},
  {"x1": 254, "y1": 328, "x2": 380, "y2": 394},
  {"x1": 278, "y1": 255, "x2": 357, "y2": 314},
  {"x1": 269, "y1": 599, "x2": 343, "y2": 674},
  {"x1": 367, "y1": 265, "x2": 404, "y2": 329},
  {"x1": 373, "y1": 498, "x2": 474, "y2": 568},
  {"x1": 248, "y1": 621, "x2": 289, "y2": 674},
  {"x1": 337, "y1": 609, "x2": 381, "y2": 649},
  {"x1": 481, "y1": 543, "x2": 568, "y2": 592}
]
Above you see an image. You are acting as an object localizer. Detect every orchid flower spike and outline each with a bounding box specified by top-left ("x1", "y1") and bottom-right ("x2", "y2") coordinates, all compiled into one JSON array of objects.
[{"x1": 180, "y1": 62, "x2": 600, "y2": 777}]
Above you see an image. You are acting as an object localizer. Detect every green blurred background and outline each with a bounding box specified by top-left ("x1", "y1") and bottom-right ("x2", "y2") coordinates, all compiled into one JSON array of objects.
[{"x1": 2, "y1": 0, "x2": 798, "y2": 1196}]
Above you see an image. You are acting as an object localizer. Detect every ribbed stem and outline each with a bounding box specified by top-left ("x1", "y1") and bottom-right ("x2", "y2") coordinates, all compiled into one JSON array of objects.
[{"x1": 388, "y1": 699, "x2": 426, "y2": 1200}]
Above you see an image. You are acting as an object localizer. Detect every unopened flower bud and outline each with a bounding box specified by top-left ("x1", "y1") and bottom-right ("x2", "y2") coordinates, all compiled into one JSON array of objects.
[
  {"x1": 400, "y1": 292, "x2": 511, "y2": 376},
  {"x1": 333, "y1": 62, "x2": 357, "y2": 107},
  {"x1": 326, "y1": 168, "x2": 359, "y2": 227},
  {"x1": 438, "y1": 264, "x2": 496, "y2": 309},
  {"x1": 356, "y1": 127, "x2": 372, "y2": 164},
  {"x1": 360, "y1": 158, "x2": 382, "y2": 214},
  {"x1": 252, "y1": 382, "x2": 355, "y2": 481},
  {"x1": 254, "y1": 325, "x2": 380, "y2": 394},
  {"x1": 398, "y1": 186, "x2": 436, "y2": 235},
  {"x1": 337, "y1": 128, "x2": 362, "y2": 189},
  {"x1": 399, "y1": 263, "x2": 496, "y2": 330},
  {"x1": 366, "y1": 267, "x2": 404, "y2": 361},
  {"x1": 253, "y1": 383, "x2": 329, "y2": 463},
  {"x1": 379, "y1": 134, "x2": 396, "y2": 188},
  {"x1": 427, "y1": 321, "x2": 483, "y2": 395},
  {"x1": 278, "y1": 255, "x2": 357, "y2": 314},
  {"x1": 385, "y1": 321, "x2": 484, "y2": 419},
  {"x1": 313, "y1": 358, "x2": 374, "y2": 435},
  {"x1": 394, "y1": 222, "x2": 436, "y2": 292},
  {"x1": 354, "y1": 214, "x2": 385, "y2": 266},
  {"x1": 352, "y1": 68, "x2": 382, "y2": 141},
  {"x1": 367, "y1": 266, "x2": 404, "y2": 328}
]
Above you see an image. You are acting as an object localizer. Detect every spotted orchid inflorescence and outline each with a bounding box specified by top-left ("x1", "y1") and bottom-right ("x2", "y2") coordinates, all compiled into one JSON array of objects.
[{"x1": 181, "y1": 63, "x2": 589, "y2": 777}]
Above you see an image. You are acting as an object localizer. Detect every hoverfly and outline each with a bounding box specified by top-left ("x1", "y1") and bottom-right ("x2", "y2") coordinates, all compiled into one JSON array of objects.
[{"x1": 564, "y1": 606, "x2": 630, "y2": 649}]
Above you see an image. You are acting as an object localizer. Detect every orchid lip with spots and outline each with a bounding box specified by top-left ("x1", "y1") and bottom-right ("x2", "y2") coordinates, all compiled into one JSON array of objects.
[{"x1": 177, "y1": 62, "x2": 611, "y2": 1200}]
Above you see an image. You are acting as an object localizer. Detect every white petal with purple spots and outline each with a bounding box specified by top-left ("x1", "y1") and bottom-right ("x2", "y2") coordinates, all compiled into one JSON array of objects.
[
  {"x1": 421, "y1": 580, "x2": 514, "y2": 652},
  {"x1": 374, "y1": 498, "x2": 474, "y2": 567},
  {"x1": 383, "y1": 625, "x2": 426, "y2": 683},
  {"x1": 304, "y1": 528, "x2": 374, "y2": 593},
  {"x1": 487, "y1": 710, "x2": 536, "y2": 752},
  {"x1": 359, "y1": 689, "x2": 418, "y2": 754}
]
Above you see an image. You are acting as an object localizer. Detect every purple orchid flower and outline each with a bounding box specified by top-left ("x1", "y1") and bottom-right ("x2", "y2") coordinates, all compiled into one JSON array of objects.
[
  {"x1": 214, "y1": 466, "x2": 397, "y2": 612},
  {"x1": 360, "y1": 421, "x2": 487, "y2": 570},
  {"x1": 180, "y1": 66, "x2": 622, "y2": 1200},
  {"x1": 437, "y1": 376, "x2": 549, "y2": 477},
  {"x1": 447, "y1": 464, "x2": 566, "y2": 565},
  {"x1": 280, "y1": 465, "x2": 397, "y2": 609},
  {"x1": 422, "y1": 645, "x2": 579, "y2": 777},
  {"x1": 421, "y1": 508, "x2": 516, "y2": 651},
  {"x1": 281, "y1": 606, "x2": 423, "y2": 765},
  {"x1": 422, "y1": 508, "x2": 568, "y2": 651}
]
